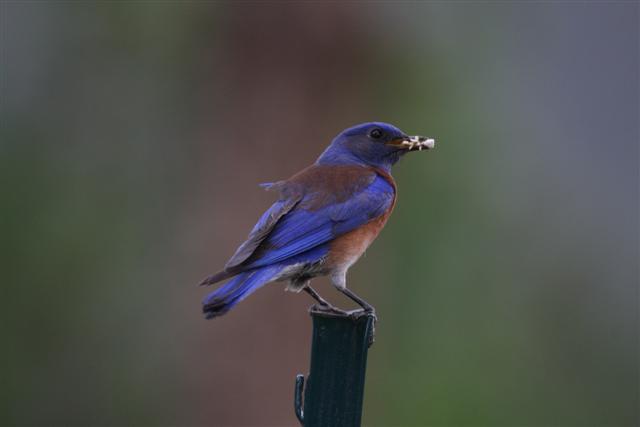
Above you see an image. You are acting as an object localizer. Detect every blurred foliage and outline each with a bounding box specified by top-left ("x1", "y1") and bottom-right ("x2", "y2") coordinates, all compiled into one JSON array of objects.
[{"x1": 2, "y1": 2, "x2": 637, "y2": 427}]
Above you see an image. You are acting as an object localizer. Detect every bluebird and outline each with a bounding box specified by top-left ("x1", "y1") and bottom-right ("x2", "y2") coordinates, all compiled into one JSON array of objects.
[{"x1": 199, "y1": 122, "x2": 435, "y2": 319}]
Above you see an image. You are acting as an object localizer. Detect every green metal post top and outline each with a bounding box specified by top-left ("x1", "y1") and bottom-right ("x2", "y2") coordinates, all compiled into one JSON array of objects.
[{"x1": 295, "y1": 307, "x2": 375, "y2": 427}]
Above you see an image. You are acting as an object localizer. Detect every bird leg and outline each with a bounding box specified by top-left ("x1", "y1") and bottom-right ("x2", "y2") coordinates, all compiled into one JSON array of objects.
[
  {"x1": 336, "y1": 287, "x2": 377, "y2": 346},
  {"x1": 303, "y1": 285, "x2": 348, "y2": 315},
  {"x1": 336, "y1": 286, "x2": 375, "y2": 314}
]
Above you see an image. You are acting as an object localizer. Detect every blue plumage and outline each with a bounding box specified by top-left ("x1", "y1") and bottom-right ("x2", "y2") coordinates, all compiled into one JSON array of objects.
[
  {"x1": 202, "y1": 265, "x2": 283, "y2": 319},
  {"x1": 200, "y1": 122, "x2": 435, "y2": 318},
  {"x1": 244, "y1": 176, "x2": 393, "y2": 268}
]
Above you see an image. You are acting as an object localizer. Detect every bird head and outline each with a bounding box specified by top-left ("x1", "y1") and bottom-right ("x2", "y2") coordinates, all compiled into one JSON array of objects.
[{"x1": 317, "y1": 122, "x2": 435, "y2": 171}]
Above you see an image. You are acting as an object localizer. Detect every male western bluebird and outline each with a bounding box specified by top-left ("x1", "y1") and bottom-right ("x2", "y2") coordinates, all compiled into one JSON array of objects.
[{"x1": 199, "y1": 122, "x2": 435, "y2": 319}]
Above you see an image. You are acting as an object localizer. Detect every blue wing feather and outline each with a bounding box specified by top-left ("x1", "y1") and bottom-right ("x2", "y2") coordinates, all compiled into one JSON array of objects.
[
  {"x1": 242, "y1": 174, "x2": 394, "y2": 268},
  {"x1": 224, "y1": 196, "x2": 300, "y2": 269}
]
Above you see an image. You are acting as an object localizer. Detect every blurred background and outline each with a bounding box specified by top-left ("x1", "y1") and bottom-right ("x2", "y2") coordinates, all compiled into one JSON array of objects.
[{"x1": 2, "y1": 2, "x2": 638, "y2": 426}]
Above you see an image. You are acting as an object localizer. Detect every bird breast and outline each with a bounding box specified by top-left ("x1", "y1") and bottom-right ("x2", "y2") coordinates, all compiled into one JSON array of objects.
[{"x1": 326, "y1": 209, "x2": 392, "y2": 272}]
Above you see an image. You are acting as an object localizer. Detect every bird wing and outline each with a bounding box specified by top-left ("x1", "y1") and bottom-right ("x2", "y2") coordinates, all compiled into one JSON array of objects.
[
  {"x1": 224, "y1": 194, "x2": 301, "y2": 270},
  {"x1": 230, "y1": 166, "x2": 395, "y2": 270}
]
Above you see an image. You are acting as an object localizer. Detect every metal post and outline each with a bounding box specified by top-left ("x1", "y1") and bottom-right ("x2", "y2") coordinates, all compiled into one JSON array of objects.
[{"x1": 294, "y1": 308, "x2": 375, "y2": 426}]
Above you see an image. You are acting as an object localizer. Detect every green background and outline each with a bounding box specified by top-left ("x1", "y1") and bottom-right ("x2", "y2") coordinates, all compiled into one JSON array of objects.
[{"x1": 2, "y1": 2, "x2": 638, "y2": 426}]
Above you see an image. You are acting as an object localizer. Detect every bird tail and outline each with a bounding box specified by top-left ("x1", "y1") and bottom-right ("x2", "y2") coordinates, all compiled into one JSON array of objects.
[
  {"x1": 202, "y1": 265, "x2": 282, "y2": 319},
  {"x1": 198, "y1": 269, "x2": 236, "y2": 287}
]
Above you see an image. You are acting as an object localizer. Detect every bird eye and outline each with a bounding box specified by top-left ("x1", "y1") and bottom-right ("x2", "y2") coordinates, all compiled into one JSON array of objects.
[{"x1": 369, "y1": 128, "x2": 383, "y2": 139}]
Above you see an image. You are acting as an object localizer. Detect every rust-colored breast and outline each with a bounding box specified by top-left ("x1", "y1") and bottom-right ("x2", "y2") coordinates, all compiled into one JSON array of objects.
[
  {"x1": 326, "y1": 209, "x2": 393, "y2": 270},
  {"x1": 327, "y1": 167, "x2": 397, "y2": 270}
]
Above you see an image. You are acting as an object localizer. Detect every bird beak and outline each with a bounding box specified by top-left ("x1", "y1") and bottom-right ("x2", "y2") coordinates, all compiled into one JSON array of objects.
[{"x1": 387, "y1": 135, "x2": 436, "y2": 151}]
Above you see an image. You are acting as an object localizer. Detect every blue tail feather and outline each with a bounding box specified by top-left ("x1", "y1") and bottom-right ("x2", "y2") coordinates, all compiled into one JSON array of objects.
[{"x1": 202, "y1": 265, "x2": 281, "y2": 319}]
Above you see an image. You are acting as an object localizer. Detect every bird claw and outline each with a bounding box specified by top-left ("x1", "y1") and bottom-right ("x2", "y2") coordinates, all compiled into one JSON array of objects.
[
  {"x1": 345, "y1": 309, "x2": 377, "y2": 347},
  {"x1": 309, "y1": 306, "x2": 377, "y2": 347},
  {"x1": 344, "y1": 308, "x2": 374, "y2": 321},
  {"x1": 309, "y1": 303, "x2": 349, "y2": 316}
]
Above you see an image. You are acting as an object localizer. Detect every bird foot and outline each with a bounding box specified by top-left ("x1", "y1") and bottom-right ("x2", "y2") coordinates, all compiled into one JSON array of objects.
[
  {"x1": 309, "y1": 303, "x2": 349, "y2": 316},
  {"x1": 345, "y1": 309, "x2": 377, "y2": 347},
  {"x1": 345, "y1": 308, "x2": 377, "y2": 322},
  {"x1": 309, "y1": 306, "x2": 377, "y2": 347}
]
